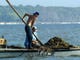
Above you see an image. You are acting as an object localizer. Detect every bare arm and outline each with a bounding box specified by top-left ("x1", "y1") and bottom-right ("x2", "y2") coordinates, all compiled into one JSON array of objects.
[
  {"x1": 22, "y1": 13, "x2": 31, "y2": 25},
  {"x1": 23, "y1": 13, "x2": 30, "y2": 19}
]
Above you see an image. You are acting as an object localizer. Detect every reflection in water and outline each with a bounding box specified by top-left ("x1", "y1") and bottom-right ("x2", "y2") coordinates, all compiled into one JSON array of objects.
[{"x1": 23, "y1": 53, "x2": 48, "y2": 60}]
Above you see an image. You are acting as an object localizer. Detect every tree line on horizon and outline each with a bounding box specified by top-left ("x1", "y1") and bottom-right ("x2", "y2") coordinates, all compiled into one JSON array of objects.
[{"x1": 0, "y1": 5, "x2": 80, "y2": 22}]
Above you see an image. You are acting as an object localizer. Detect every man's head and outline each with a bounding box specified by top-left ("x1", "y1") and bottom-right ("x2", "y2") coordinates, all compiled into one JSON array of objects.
[
  {"x1": 33, "y1": 12, "x2": 39, "y2": 17},
  {"x1": 32, "y1": 26, "x2": 37, "y2": 32}
]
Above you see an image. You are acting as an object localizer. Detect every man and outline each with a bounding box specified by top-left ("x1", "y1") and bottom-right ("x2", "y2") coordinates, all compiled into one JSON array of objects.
[{"x1": 22, "y1": 12, "x2": 39, "y2": 49}]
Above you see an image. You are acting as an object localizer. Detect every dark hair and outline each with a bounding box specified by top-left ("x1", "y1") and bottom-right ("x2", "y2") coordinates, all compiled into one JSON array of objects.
[{"x1": 33, "y1": 12, "x2": 39, "y2": 15}]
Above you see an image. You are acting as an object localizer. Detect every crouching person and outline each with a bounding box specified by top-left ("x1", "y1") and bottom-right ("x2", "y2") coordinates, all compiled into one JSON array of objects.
[
  {"x1": 32, "y1": 26, "x2": 41, "y2": 48},
  {"x1": 32, "y1": 40, "x2": 41, "y2": 48}
]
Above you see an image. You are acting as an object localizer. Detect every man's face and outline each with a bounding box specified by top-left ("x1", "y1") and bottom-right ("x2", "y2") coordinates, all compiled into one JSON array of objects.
[{"x1": 34, "y1": 14, "x2": 39, "y2": 17}]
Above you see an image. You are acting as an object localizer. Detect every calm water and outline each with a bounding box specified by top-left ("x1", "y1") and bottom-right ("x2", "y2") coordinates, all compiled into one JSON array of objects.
[{"x1": 0, "y1": 24, "x2": 80, "y2": 60}]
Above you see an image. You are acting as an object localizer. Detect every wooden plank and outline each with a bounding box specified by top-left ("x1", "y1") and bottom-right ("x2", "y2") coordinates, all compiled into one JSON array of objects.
[
  {"x1": 70, "y1": 47, "x2": 80, "y2": 50},
  {"x1": 0, "y1": 48, "x2": 39, "y2": 52}
]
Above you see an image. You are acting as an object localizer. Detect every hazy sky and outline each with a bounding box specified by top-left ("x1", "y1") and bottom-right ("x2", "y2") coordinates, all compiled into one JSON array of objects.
[{"x1": 1, "y1": 0, "x2": 80, "y2": 7}]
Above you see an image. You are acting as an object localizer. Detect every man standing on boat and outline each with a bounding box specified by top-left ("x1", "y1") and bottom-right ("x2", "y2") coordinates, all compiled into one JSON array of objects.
[{"x1": 22, "y1": 12, "x2": 39, "y2": 49}]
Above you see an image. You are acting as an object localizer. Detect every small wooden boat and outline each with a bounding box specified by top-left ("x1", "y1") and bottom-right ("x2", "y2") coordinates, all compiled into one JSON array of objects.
[{"x1": 0, "y1": 38, "x2": 80, "y2": 57}]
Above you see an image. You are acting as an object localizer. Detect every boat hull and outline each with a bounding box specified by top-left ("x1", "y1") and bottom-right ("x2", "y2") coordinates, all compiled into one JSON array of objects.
[
  {"x1": 0, "y1": 48, "x2": 39, "y2": 58},
  {"x1": 0, "y1": 48, "x2": 80, "y2": 57}
]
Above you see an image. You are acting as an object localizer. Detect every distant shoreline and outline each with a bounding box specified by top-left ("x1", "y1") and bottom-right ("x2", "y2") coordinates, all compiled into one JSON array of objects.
[{"x1": 0, "y1": 22, "x2": 80, "y2": 25}]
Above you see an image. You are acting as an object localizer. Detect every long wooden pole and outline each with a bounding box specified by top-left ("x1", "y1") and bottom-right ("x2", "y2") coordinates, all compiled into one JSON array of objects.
[
  {"x1": 32, "y1": 33, "x2": 43, "y2": 46},
  {"x1": 6, "y1": 0, "x2": 43, "y2": 46},
  {"x1": 6, "y1": 0, "x2": 27, "y2": 25}
]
